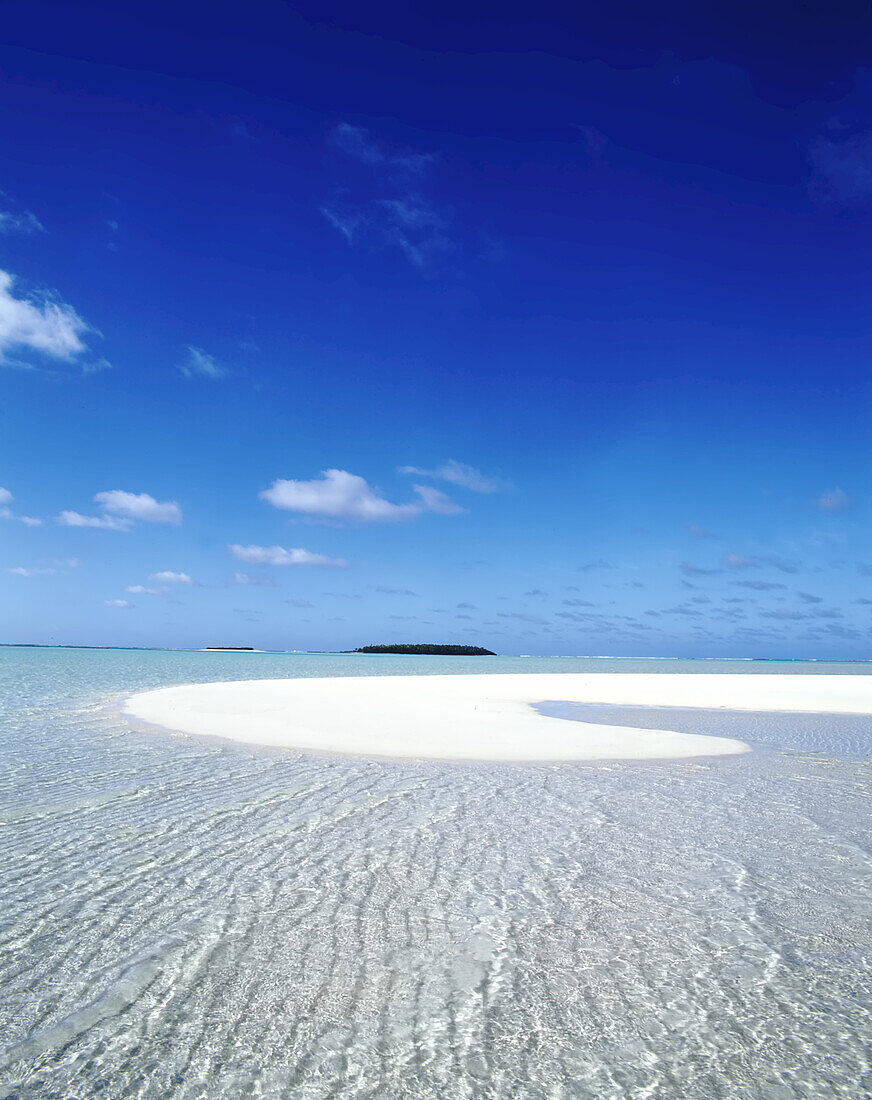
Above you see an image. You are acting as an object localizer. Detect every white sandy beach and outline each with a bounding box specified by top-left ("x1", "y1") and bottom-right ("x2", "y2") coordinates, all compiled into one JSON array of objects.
[{"x1": 124, "y1": 671, "x2": 872, "y2": 762}]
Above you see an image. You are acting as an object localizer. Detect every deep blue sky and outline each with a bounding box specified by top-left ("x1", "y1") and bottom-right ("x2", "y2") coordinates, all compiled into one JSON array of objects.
[{"x1": 2, "y1": 1, "x2": 872, "y2": 656}]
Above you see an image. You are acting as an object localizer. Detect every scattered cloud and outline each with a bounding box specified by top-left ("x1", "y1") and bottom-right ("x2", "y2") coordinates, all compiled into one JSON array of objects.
[
  {"x1": 0, "y1": 269, "x2": 107, "y2": 371},
  {"x1": 398, "y1": 459, "x2": 503, "y2": 494},
  {"x1": 126, "y1": 584, "x2": 164, "y2": 595},
  {"x1": 7, "y1": 565, "x2": 57, "y2": 577},
  {"x1": 798, "y1": 591, "x2": 823, "y2": 603},
  {"x1": 105, "y1": 598, "x2": 132, "y2": 608},
  {"x1": 260, "y1": 469, "x2": 462, "y2": 521},
  {"x1": 59, "y1": 490, "x2": 182, "y2": 531},
  {"x1": 856, "y1": 563, "x2": 872, "y2": 576},
  {"x1": 578, "y1": 559, "x2": 614, "y2": 572},
  {"x1": 375, "y1": 585, "x2": 419, "y2": 596},
  {"x1": 149, "y1": 570, "x2": 192, "y2": 584},
  {"x1": 688, "y1": 523, "x2": 716, "y2": 538},
  {"x1": 180, "y1": 346, "x2": 226, "y2": 380},
  {"x1": 286, "y1": 598, "x2": 315, "y2": 608},
  {"x1": 229, "y1": 543, "x2": 348, "y2": 568},
  {"x1": 817, "y1": 487, "x2": 850, "y2": 511}
]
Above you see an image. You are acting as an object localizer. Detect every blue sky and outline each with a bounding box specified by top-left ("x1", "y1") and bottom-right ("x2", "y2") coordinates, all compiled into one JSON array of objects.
[{"x1": 2, "y1": 1, "x2": 872, "y2": 657}]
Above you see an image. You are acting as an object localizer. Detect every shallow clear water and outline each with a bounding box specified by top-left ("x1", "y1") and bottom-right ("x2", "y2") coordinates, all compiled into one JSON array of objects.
[{"x1": 1, "y1": 647, "x2": 871, "y2": 1098}]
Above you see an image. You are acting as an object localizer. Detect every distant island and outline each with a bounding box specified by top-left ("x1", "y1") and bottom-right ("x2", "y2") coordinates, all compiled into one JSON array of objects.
[
  {"x1": 351, "y1": 644, "x2": 496, "y2": 656},
  {"x1": 206, "y1": 646, "x2": 255, "y2": 651}
]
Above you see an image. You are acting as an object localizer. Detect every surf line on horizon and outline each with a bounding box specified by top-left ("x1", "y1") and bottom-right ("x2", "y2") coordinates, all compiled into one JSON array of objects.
[{"x1": 123, "y1": 672, "x2": 872, "y2": 763}]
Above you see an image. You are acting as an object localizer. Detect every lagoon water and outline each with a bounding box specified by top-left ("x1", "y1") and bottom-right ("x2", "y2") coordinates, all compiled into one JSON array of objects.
[{"x1": 1, "y1": 646, "x2": 871, "y2": 1098}]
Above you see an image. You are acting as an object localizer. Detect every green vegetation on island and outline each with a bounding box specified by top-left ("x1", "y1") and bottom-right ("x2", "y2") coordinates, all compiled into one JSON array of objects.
[{"x1": 352, "y1": 644, "x2": 496, "y2": 656}]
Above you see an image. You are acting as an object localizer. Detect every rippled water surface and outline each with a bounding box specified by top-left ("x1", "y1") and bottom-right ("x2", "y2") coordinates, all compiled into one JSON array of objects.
[{"x1": 1, "y1": 647, "x2": 871, "y2": 1099}]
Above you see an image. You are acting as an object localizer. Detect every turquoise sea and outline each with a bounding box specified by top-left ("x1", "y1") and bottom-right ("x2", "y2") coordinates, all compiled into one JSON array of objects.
[{"x1": 1, "y1": 646, "x2": 871, "y2": 1098}]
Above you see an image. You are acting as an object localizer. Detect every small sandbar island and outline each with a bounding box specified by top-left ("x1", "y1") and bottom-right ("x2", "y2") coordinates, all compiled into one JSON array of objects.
[{"x1": 124, "y1": 671, "x2": 872, "y2": 762}]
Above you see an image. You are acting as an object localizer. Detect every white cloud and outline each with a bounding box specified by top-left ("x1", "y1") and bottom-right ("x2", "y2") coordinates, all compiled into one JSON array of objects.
[
  {"x1": 817, "y1": 487, "x2": 850, "y2": 511},
  {"x1": 399, "y1": 459, "x2": 502, "y2": 493},
  {"x1": 95, "y1": 490, "x2": 182, "y2": 524},
  {"x1": 229, "y1": 544, "x2": 348, "y2": 568},
  {"x1": 105, "y1": 598, "x2": 132, "y2": 608},
  {"x1": 149, "y1": 570, "x2": 192, "y2": 584},
  {"x1": 0, "y1": 487, "x2": 11, "y2": 504},
  {"x1": 180, "y1": 346, "x2": 225, "y2": 379},
  {"x1": 126, "y1": 584, "x2": 164, "y2": 595},
  {"x1": 0, "y1": 269, "x2": 104, "y2": 369},
  {"x1": 60, "y1": 490, "x2": 182, "y2": 530},
  {"x1": 233, "y1": 572, "x2": 275, "y2": 586},
  {"x1": 6, "y1": 565, "x2": 57, "y2": 577},
  {"x1": 58, "y1": 510, "x2": 132, "y2": 531},
  {"x1": 260, "y1": 468, "x2": 461, "y2": 521}
]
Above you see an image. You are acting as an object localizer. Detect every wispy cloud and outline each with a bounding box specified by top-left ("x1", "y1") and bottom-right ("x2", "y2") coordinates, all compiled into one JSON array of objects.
[
  {"x1": 260, "y1": 469, "x2": 462, "y2": 522},
  {"x1": 688, "y1": 523, "x2": 716, "y2": 538},
  {"x1": 180, "y1": 346, "x2": 226, "y2": 379},
  {"x1": 808, "y1": 131, "x2": 872, "y2": 206},
  {"x1": 229, "y1": 544, "x2": 348, "y2": 568},
  {"x1": 398, "y1": 459, "x2": 503, "y2": 494},
  {"x1": 680, "y1": 561, "x2": 721, "y2": 577},
  {"x1": 0, "y1": 207, "x2": 44, "y2": 235},
  {"x1": 578, "y1": 559, "x2": 614, "y2": 572},
  {"x1": 730, "y1": 580, "x2": 787, "y2": 591},
  {"x1": 233, "y1": 572, "x2": 275, "y2": 586},
  {"x1": 0, "y1": 269, "x2": 107, "y2": 371},
  {"x1": 126, "y1": 584, "x2": 165, "y2": 595},
  {"x1": 149, "y1": 570, "x2": 192, "y2": 584},
  {"x1": 58, "y1": 490, "x2": 182, "y2": 531},
  {"x1": 725, "y1": 553, "x2": 799, "y2": 573},
  {"x1": 817, "y1": 487, "x2": 850, "y2": 511},
  {"x1": 322, "y1": 123, "x2": 452, "y2": 271},
  {"x1": 7, "y1": 557, "x2": 80, "y2": 577},
  {"x1": 105, "y1": 598, "x2": 132, "y2": 608}
]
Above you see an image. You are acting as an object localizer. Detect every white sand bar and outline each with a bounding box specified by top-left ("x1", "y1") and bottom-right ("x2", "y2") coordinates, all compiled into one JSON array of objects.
[{"x1": 124, "y1": 671, "x2": 872, "y2": 762}]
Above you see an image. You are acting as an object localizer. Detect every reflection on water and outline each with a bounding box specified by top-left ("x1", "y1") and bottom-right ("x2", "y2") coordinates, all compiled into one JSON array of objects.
[{"x1": 1, "y1": 648, "x2": 871, "y2": 1098}]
